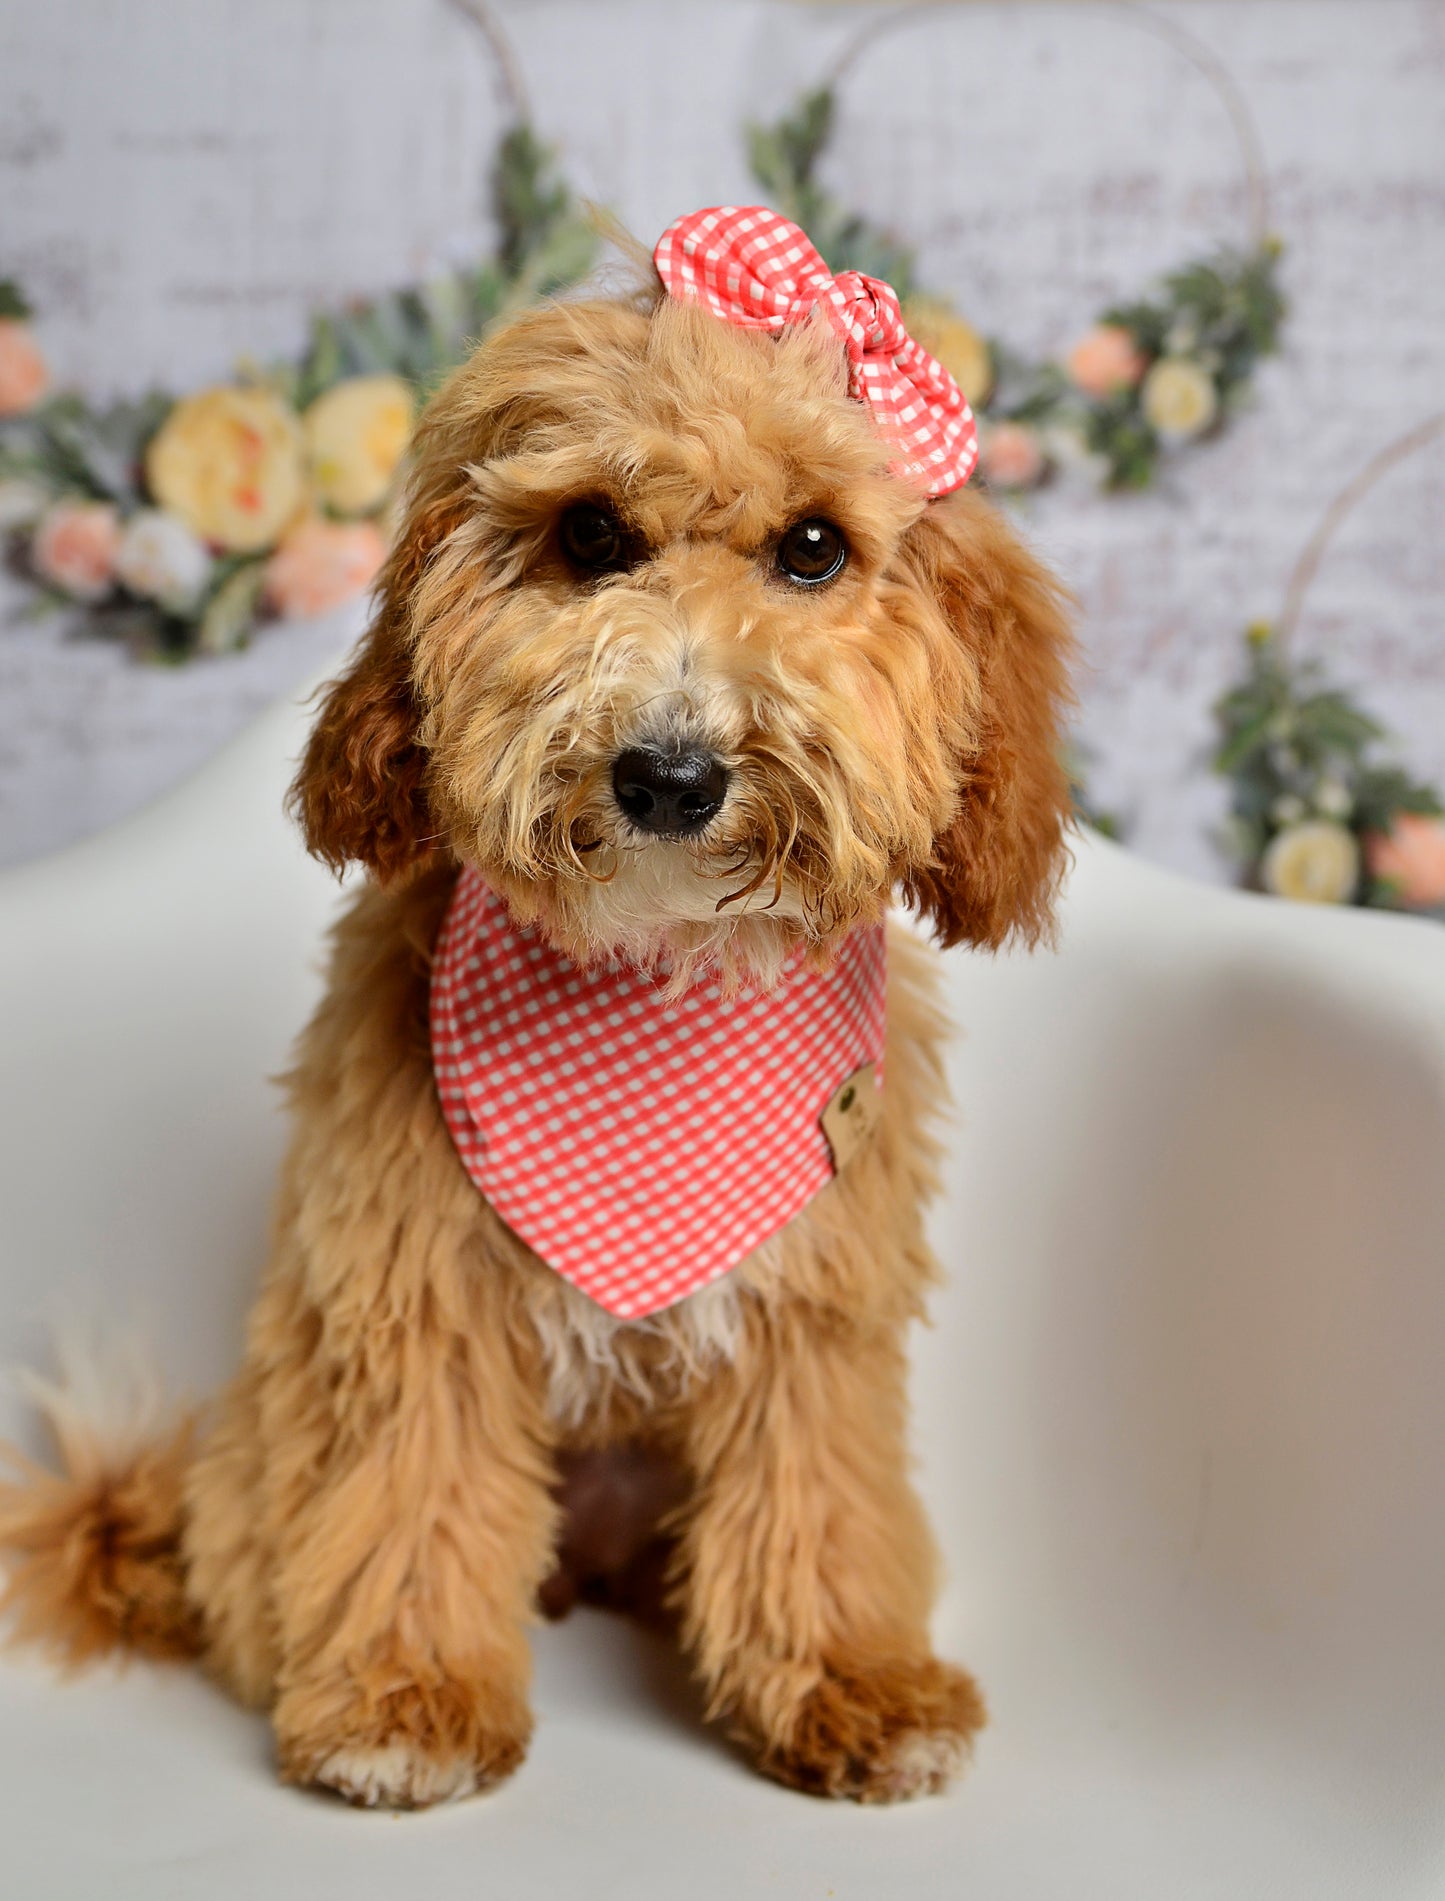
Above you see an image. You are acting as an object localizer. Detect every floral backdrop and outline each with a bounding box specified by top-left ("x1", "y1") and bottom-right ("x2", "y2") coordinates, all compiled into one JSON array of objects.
[{"x1": 1, "y1": 0, "x2": 1442, "y2": 902}]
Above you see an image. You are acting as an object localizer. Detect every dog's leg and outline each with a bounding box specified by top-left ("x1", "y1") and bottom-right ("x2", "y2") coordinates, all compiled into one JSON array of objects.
[
  {"x1": 259, "y1": 1254, "x2": 557, "y2": 1811},
  {"x1": 677, "y1": 1303, "x2": 984, "y2": 1802},
  {"x1": 184, "y1": 875, "x2": 560, "y2": 1809}
]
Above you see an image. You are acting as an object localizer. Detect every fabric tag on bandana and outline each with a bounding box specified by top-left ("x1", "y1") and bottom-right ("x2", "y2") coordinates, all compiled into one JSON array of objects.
[
  {"x1": 819, "y1": 1063, "x2": 882, "y2": 1174},
  {"x1": 430, "y1": 868, "x2": 887, "y2": 1320}
]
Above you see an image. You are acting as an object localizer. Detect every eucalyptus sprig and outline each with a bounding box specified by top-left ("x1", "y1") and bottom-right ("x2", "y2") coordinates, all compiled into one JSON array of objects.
[
  {"x1": 290, "y1": 124, "x2": 596, "y2": 412},
  {"x1": 746, "y1": 88, "x2": 918, "y2": 292}
]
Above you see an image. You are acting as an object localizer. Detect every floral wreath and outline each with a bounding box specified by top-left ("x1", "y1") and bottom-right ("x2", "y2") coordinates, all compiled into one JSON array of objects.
[
  {"x1": 1212, "y1": 414, "x2": 1445, "y2": 921},
  {"x1": 0, "y1": 3, "x2": 595, "y2": 661},
  {"x1": 0, "y1": 4, "x2": 1437, "y2": 921},
  {"x1": 746, "y1": 4, "x2": 1285, "y2": 493},
  {"x1": 1, "y1": 2, "x2": 1285, "y2": 663}
]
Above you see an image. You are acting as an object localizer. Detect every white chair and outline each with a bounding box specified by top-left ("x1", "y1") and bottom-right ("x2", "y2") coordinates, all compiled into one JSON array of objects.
[{"x1": 2, "y1": 682, "x2": 1443, "y2": 1900}]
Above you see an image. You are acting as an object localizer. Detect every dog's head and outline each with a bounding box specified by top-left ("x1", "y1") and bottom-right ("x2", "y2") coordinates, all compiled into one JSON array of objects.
[{"x1": 292, "y1": 293, "x2": 1074, "y2": 982}]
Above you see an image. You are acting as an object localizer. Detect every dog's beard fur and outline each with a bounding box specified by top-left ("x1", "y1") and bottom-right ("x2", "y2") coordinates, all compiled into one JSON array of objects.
[{"x1": 399, "y1": 304, "x2": 984, "y2": 991}]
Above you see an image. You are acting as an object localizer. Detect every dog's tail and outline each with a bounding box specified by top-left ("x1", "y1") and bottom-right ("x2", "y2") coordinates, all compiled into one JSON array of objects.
[{"x1": 0, "y1": 1347, "x2": 203, "y2": 1666}]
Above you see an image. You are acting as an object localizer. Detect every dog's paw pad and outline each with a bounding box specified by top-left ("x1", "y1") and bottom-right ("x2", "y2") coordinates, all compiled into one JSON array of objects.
[{"x1": 312, "y1": 1742, "x2": 479, "y2": 1810}]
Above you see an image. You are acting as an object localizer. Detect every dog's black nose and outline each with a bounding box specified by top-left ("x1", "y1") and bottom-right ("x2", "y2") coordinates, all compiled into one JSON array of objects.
[{"x1": 612, "y1": 748, "x2": 730, "y2": 837}]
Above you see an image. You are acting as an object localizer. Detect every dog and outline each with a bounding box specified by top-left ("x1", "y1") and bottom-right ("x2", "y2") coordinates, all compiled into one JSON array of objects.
[{"x1": 0, "y1": 208, "x2": 1073, "y2": 1809}]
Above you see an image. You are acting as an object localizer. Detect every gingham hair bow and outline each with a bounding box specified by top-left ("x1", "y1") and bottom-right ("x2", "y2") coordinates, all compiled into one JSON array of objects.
[{"x1": 653, "y1": 205, "x2": 978, "y2": 498}]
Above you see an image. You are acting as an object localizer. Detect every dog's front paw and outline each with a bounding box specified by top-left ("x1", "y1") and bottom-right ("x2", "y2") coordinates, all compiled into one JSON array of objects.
[
  {"x1": 275, "y1": 1673, "x2": 531, "y2": 1810},
  {"x1": 309, "y1": 1741, "x2": 481, "y2": 1810},
  {"x1": 756, "y1": 1655, "x2": 986, "y2": 1804}
]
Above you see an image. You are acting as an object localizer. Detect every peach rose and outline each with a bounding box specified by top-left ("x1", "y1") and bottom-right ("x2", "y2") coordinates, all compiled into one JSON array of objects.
[
  {"x1": 1065, "y1": 324, "x2": 1146, "y2": 398},
  {"x1": 265, "y1": 517, "x2": 387, "y2": 620},
  {"x1": 145, "y1": 385, "x2": 305, "y2": 554},
  {"x1": 1364, "y1": 813, "x2": 1445, "y2": 908},
  {"x1": 0, "y1": 318, "x2": 49, "y2": 416},
  {"x1": 980, "y1": 420, "x2": 1045, "y2": 490},
  {"x1": 31, "y1": 500, "x2": 121, "y2": 602}
]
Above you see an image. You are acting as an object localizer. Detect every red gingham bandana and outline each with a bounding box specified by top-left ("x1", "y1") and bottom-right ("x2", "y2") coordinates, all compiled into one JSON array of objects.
[
  {"x1": 653, "y1": 205, "x2": 978, "y2": 497},
  {"x1": 431, "y1": 869, "x2": 888, "y2": 1320}
]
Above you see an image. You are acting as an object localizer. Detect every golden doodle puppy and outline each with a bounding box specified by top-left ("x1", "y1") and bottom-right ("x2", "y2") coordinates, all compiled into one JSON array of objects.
[{"x1": 0, "y1": 210, "x2": 1073, "y2": 1809}]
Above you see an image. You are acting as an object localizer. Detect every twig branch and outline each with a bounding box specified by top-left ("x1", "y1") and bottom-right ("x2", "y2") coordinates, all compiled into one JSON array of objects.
[
  {"x1": 1276, "y1": 412, "x2": 1445, "y2": 651},
  {"x1": 819, "y1": 0, "x2": 1271, "y2": 248},
  {"x1": 447, "y1": 0, "x2": 531, "y2": 124}
]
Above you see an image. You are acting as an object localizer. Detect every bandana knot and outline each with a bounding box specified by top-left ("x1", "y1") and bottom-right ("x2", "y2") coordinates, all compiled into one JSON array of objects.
[{"x1": 654, "y1": 204, "x2": 978, "y2": 498}]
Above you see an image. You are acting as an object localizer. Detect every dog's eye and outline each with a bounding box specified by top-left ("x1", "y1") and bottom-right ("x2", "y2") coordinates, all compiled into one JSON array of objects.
[
  {"x1": 776, "y1": 518, "x2": 847, "y2": 586},
  {"x1": 559, "y1": 502, "x2": 629, "y2": 573}
]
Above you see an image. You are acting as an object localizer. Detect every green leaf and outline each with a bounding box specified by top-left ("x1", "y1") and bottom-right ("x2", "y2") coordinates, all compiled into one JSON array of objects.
[
  {"x1": 195, "y1": 558, "x2": 268, "y2": 657},
  {"x1": 0, "y1": 279, "x2": 32, "y2": 321},
  {"x1": 494, "y1": 123, "x2": 579, "y2": 280},
  {"x1": 1212, "y1": 623, "x2": 1445, "y2": 895}
]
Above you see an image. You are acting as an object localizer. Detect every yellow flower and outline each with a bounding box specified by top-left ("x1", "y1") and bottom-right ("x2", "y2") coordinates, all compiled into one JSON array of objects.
[
  {"x1": 901, "y1": 296, "x2": 993, "y2": 409},
  {"x1": 146, "y1": 386, "x2": 305, "y2": 553},
  {"x1": 302, "y1": 375, "x2": 414, "y2": 516},
  {"x1": 1261, "y1": 820, "x2": 1360, "y2": 905},
  {"x1": 1141, "y1": 357, "x2": 1218, "y2": 444}
]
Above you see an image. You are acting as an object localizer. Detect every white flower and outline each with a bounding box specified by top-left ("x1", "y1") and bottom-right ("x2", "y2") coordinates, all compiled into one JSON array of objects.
[
  {"x1": 1271, "y1": 794, "x2": 1306, "y2": 825},
  {"x1": 0, "y1": 477, "x2": 47, "y2": 531},
  {"x1": 115, "y1": 509, "x2": 213, "y2": 611},
  {"x1": 1042, "y1": 422, "x2": 1111, "y2": 490},
  {"x1": 1314, "y1": 776, "x2": 1353, "y2": 819},
  {"x1": 1261, "y1": 820, "x2": 1360, "y2": 905},
  {"x1": 1141, "y1": 357, "x2": 1219, "y2": 443}
]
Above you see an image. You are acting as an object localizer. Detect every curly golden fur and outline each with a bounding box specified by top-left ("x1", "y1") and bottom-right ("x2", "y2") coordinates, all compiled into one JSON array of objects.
[{"x1": 0, "y1": 287, "x2": 1073, "y2": 1808}]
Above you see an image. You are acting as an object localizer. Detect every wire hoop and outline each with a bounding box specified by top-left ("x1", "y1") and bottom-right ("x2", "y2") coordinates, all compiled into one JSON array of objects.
[{"x1": 818, "y1": 0, "x2": 1271, "y2": 248}]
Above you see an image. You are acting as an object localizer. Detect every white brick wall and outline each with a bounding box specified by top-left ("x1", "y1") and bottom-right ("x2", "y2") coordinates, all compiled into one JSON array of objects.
[{"x1": 2, "y1": 0, "x2": 1442, "y2": 878}]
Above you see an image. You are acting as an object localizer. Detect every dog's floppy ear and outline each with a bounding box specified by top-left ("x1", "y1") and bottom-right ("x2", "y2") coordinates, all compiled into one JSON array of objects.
[
  {"x1": 288, "y1": 496, "x2": 458, "y2": 884},
  {"x1": 900, "y1": 488, "x2": 1076, "y2": 949}
]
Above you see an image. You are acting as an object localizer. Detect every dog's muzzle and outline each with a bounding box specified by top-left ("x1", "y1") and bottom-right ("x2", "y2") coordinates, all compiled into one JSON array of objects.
[{"x1": 612, "y1": 747, "x2": 730, "y2": 838}]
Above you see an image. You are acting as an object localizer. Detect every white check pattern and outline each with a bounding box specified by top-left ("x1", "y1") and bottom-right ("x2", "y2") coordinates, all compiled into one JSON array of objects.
[
  {"x1": 431, "y1": 870, "x2": 888, "y2": 1320},
  {"x1": 653, "y1": 204, "x2": 978, "y2": 497}
]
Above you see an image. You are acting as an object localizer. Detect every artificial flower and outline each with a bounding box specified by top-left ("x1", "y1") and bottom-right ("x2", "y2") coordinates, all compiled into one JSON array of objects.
[
  {"x1": 1314, "y1": 776, "x2": 1353, "y2": 819},
  {"x1": 979, "y1": 419, "x2": 1045, "y2": 490},
  {"x1": 900, "y1": 297, "x2": 993, "y2": 409},
  {"x1": 31, "y1": 500, "x2": 121, "y2": 601},
  {"x1": 1260, "y1": 819, "x2": 1360, "y2": 905},
  {"x1": 302, "y1": 375, "x2": 414, "y2": 516},
  {"x1": 1364, "y1": 813, "x2": 1445, "y2": 908},
  {"x1": 0, "y1": 317, "x2": 49, "y2": 416},
  {"x1": 264, "y1": 516, "x2": 387, "y2": 620},
  {"x1": 1141, "y1": 357, "x2": 1218, "y2": 443},
  {"x1": 146, "y1": 385, "x2": 305, "y2": 553},
  {"x1": 1064, "y1": 324, "x2": 1145, "y2": 398},
  {"x1": 114, "y1": 509, "x2": 213, "y2": 612},
  {"x1": 0, "y1": 477, "x2": 47, "y2": 531},
  {"x1": 1042, "y1": 421, "x2": 1111, "y2": 490}
]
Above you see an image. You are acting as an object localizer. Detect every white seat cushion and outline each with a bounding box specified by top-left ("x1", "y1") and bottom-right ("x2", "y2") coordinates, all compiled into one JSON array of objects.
[{"x1": 2, "y1": 686, "x2": 1443, "y2": 1898}]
